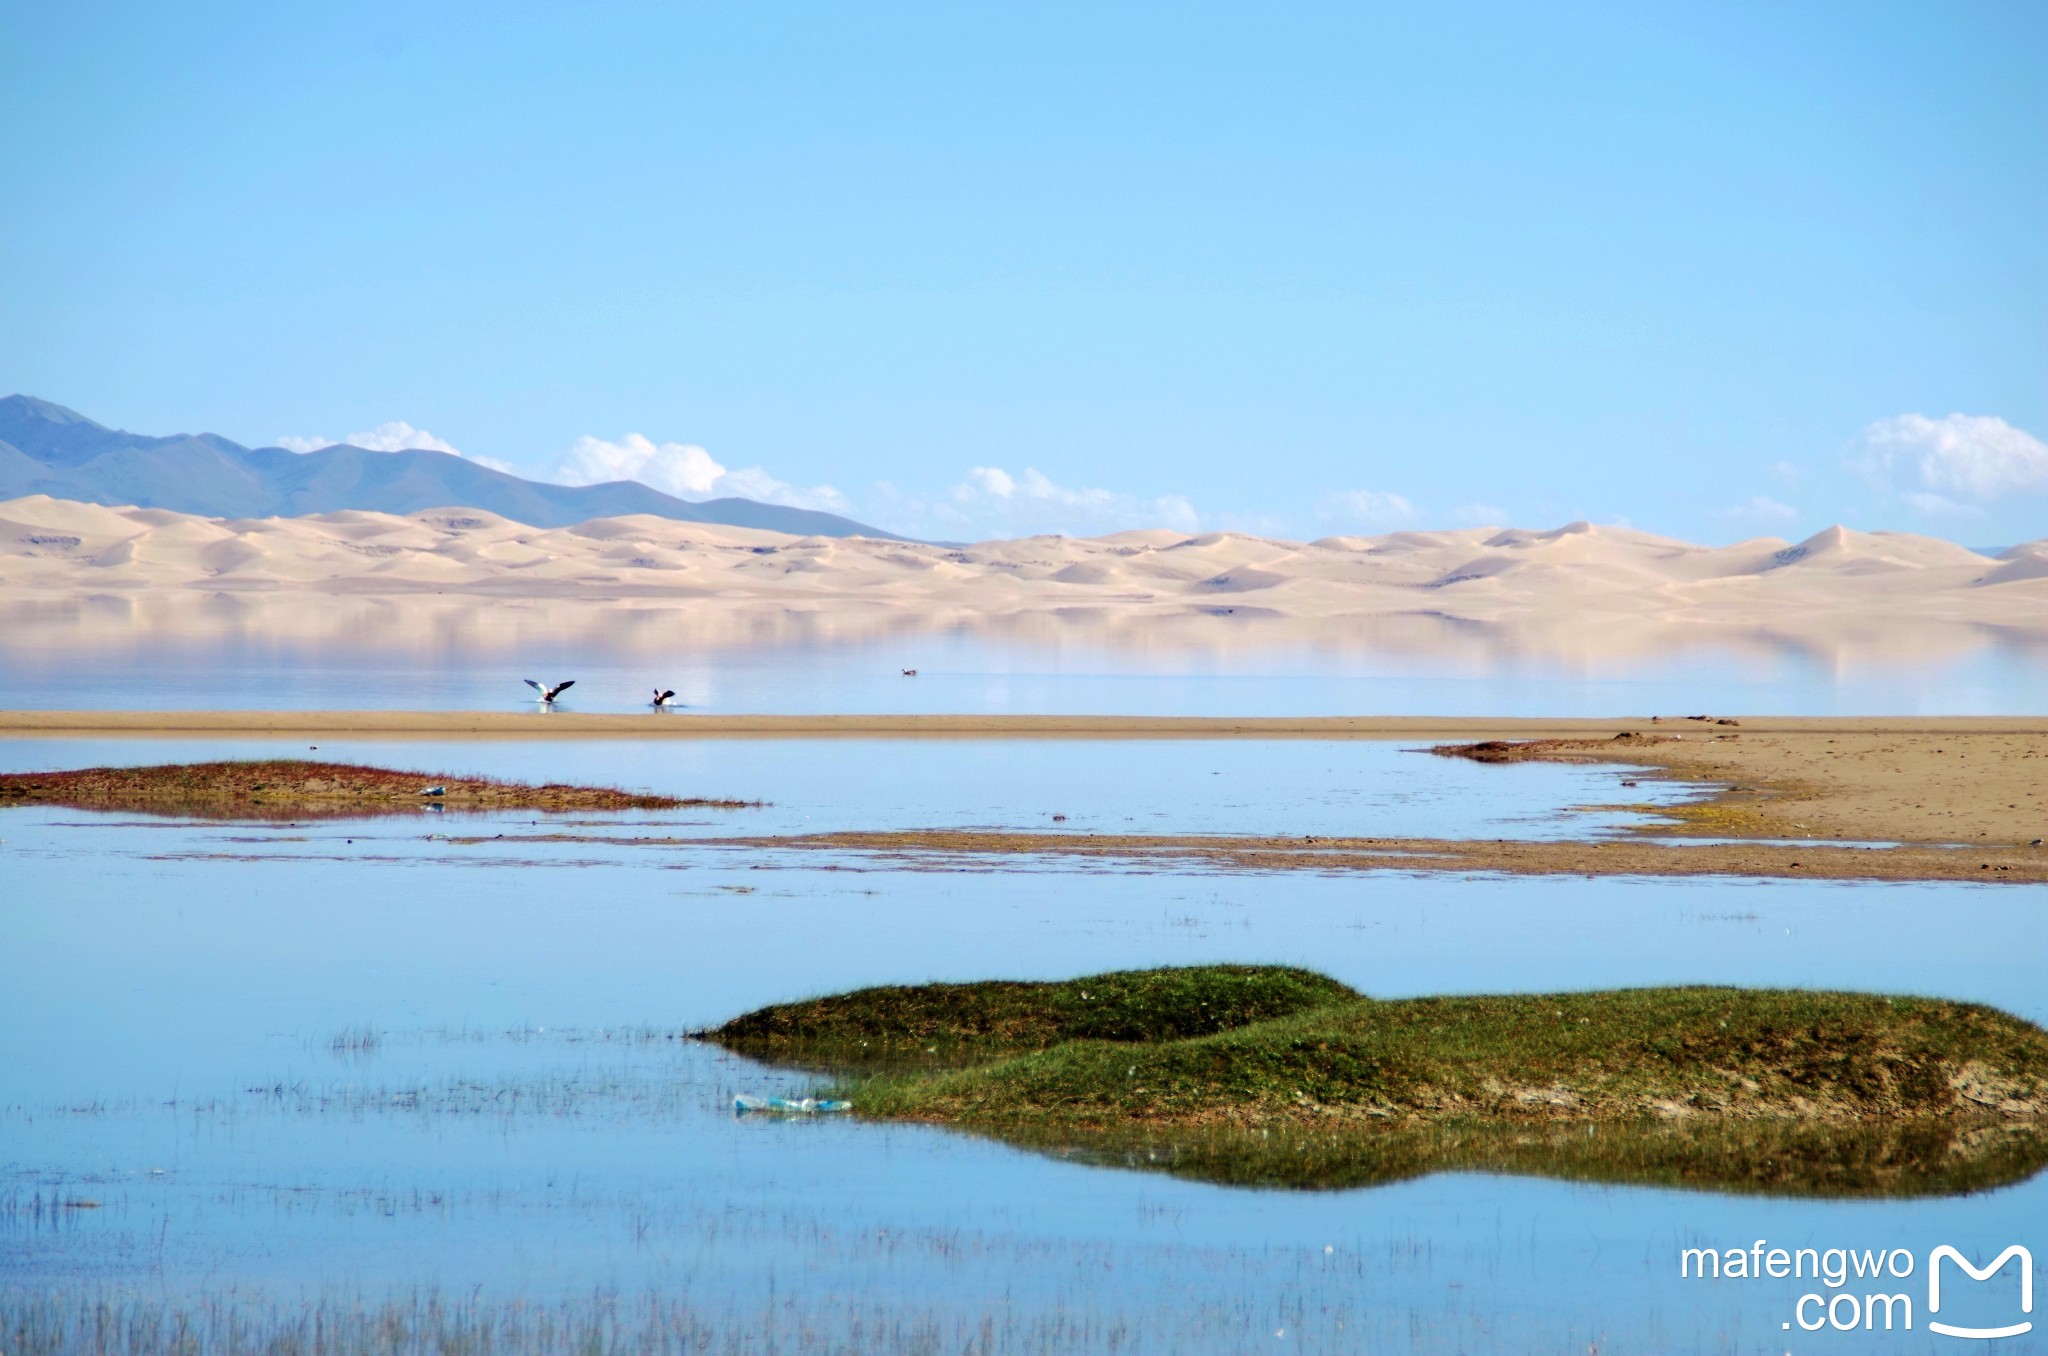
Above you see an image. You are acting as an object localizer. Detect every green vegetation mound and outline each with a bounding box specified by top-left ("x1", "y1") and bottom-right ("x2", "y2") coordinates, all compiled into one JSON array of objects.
[
  {"x1": 708, "y1": 965, "x2": 1359, "y2": 1065},
  {"x1": 710, "y1": 967, "x2": 2048, "y2": 1196},
  {"x1": 849, "y1": 985, "x2": 2046, "y2": 1128}
]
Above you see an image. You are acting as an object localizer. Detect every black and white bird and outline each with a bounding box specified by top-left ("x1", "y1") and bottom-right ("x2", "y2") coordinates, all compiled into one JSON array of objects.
[
  {"x1": 525, "y1": 679, "x2": 576, "y2": 704},
  {"x1": 651, "y1": 688, "x2": 677, "y2": 709}
]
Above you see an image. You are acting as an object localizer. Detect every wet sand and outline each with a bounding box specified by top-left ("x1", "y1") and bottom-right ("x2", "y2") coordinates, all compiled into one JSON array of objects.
[
  {"x1": 718, "y1": 829, "x2": 2046, "y2": 883},
  {"x1": 1426, "y1": 724, "x2": 2045, "y2": 848},
  {"x1": 3, "y1": 712, "x2": 2039, "y2": 877}
]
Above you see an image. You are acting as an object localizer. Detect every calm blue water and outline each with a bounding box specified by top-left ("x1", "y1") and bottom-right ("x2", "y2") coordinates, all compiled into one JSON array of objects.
[
  {"x1": 2, "y1": 736, "x2": 2044, "y2": 1353},
  {"x1": 0, "y1": 736, "x2": 1699, "y2": 840},
  {"x1": 2, "y1": 631, "x2": 2043, "y2": 714}
]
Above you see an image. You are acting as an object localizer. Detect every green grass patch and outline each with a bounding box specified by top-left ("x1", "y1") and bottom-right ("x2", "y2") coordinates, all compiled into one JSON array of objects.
[
  {"x1": 710, "y1": 967, "x2": 2048, "y2": 1196},
  {"x1": 707, "y1": 964, "x2": 1358, "y2": 1067}
]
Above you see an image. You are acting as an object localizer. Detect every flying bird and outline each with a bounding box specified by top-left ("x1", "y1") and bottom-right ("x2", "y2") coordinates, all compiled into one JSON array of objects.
[
  {"x1": 525, "y1": 679, "x2": 576, "y2": 704},
  {"x1": 651, "y1": 688, "x2": 676, "y2": 708}
]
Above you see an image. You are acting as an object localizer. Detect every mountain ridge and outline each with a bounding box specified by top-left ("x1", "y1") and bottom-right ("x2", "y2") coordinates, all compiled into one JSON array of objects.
[{"x1": 0, "y1": 395, "x2": 902, "y2": 538}]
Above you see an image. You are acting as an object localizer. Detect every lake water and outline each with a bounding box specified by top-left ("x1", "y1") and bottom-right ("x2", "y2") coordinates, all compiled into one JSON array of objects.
[
  {"x1": 0, "y1": 735, "x2": 1702, "y2": 841},
  {"x1": 3, "y1": 736, "x2": 2044, "y2": 1354},
  {"x1": 2, "y1": 630, "x2": 2044, "y2": 714}
]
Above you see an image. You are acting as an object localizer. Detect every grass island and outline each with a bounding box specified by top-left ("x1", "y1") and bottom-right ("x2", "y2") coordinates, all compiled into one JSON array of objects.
[{"x1": 709, "y1": 965, "x2": 2048, "y2": 1196}]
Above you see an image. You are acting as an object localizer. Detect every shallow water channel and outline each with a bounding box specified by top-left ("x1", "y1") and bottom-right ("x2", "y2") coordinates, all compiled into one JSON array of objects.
[{"x1": 2, "y1": 737, "x2": 2043, "y2": 1354}]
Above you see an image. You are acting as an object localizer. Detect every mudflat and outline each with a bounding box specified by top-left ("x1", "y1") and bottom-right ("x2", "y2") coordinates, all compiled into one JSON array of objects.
[
  {"x1": 1428, "y1": 723, "x2": 2044, "y2": 848},
  {"x1": 725, "y1": 829, "x2": 2045, "y2": 883},
  {"x1": 2, "y1": 712, "x2": 2038, "y2": 875},
  {"x1": 0, "y1": 758, "x2": 737, "y2": 817},
  {"x1": 708, "y1": 714, "x2": 2045, "y2": 881}
]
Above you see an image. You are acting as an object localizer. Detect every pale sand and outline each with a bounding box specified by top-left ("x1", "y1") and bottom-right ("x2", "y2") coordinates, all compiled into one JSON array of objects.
[
  {"x1": 738, "y1": 721, "x2": 2044, "y2": 880},
  {"x1": 4, "y1": 496, "x2": 2043, "y2": 659},
  {"x1": 1429, "y1": 725, "x2": 2046, "y2": 850},
  {"x1": 2, "y1": 713, "x2": 2040, "y2": 869},
  {"x1": 709, "y1": 831, "x2": 2048, "y2": 885}
]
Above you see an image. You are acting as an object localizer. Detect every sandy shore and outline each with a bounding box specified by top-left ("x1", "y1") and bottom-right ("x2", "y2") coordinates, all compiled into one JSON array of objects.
[
  {"x1": 2, "y1": 711, "x2": 2039, "y2": 741},
  {"x1": 715, "y1": 829, "x2": 2045, "y2": 884},
  {"x1": 5, "y1": 711, "x2": 2039, "y2": 876},
  {"x1": 1425, "y1": 724, "x2": 2046, "y2": 848}
]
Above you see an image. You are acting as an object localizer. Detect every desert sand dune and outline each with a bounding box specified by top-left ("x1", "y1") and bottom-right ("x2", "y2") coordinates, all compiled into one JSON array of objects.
[{"x1": 1, "y1": 494, "x2": 2040, "y2": 658}]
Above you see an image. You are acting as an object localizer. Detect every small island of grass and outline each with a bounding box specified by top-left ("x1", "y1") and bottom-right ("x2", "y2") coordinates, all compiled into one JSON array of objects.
[
  {"x1": 0, "y1": 758, "x2": 754, "y2": 818},
  {"x1": 708, "y1": 966, "x2": 2048, "y2": 1196}
]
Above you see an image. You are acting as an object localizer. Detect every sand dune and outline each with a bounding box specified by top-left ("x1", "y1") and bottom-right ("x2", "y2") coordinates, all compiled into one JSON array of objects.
[{"x1": 1, "y1": 494, "x2": 2040, "y2": 657}]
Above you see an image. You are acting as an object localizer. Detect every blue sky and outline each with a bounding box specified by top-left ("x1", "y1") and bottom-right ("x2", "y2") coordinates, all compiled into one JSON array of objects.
[{"x1": 2, "y1": 1, "x2": 2042, "y2": 544}]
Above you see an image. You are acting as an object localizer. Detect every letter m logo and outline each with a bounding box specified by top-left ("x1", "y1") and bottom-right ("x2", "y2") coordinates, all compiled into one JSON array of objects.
[{"x1": 1928, "y1": 1245, "x2": 2033, "y2": 1340}]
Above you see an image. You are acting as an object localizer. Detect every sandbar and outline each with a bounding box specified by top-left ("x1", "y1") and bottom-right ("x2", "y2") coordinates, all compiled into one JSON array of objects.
[
  {"x1": 0, "y1": 757, "x2": 739, "y2": 817},
  {"x1": 3, "y1": 711, "x2": 2038, "y2": 876}
]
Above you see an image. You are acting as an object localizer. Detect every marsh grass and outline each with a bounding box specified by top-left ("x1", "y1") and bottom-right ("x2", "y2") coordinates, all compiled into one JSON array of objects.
[
  {"x1": 329, "y1": 1025, "x2": 382, "y2": 1056},
  {"x1": 0, "y1": 1289, "x2": 1363, "y2": 1356},
  {"x1": 1610, "y1": 797, "x2": 1783, "y2": 837}
]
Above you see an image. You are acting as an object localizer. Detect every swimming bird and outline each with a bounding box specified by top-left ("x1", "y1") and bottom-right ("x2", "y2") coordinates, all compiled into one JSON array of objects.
[
  {"x1": 525, "y1": 679, "x2": 576, "y2": 704},
  {"x1": 652, "y1": 688, "x2": 676, "y2": 708}
]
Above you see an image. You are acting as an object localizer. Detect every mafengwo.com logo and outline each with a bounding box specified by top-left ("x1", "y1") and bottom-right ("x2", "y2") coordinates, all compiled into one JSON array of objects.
[{"x1": 1681, "y1": 1240, "x2": 2033, "y2": 1338}]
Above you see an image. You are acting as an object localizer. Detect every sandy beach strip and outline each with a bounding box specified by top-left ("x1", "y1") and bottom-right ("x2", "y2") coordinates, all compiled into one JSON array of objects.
[{"x1": 1, "y1": 710, "x2": 2040, "y2": 739}]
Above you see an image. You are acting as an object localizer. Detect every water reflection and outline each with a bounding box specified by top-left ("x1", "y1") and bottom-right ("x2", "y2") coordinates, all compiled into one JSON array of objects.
[
  {"x1": 3, "y1": 737, "x2": 2043, "y2": 1354},
  {"x1": 0, "y1": 736, "x2": 1696, "y2": 839},
  {"x1": 3, "y1": 623, "x2": 2044, "y2": 713},
  {"x1": 984, "y1": 1117, "x2": 2048, "y2": 1198}
]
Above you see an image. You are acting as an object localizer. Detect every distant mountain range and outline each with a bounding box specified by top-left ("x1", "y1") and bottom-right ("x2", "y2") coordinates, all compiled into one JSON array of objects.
[{"x1": 0, "y1": 395, "x2": 900, "y2": 537}]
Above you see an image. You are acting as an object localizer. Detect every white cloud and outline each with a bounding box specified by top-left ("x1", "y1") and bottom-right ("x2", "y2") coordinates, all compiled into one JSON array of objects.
[
  {"x1": 1317, "y1": 489, "x2": 1418, "y2": 528},
  {"x1": 1718, "y1": 494, "x2": 1799, "y2": 525},
  {"x1": 556, "y1": 433, "x2": 849, "y2": 513},
  {"x1": 562, "y1": 433, "x2": 722, "y2": 495},
  {"x1": 1901, "y1": 491, "x2": 1980, "y2": 518},
  {"x1": 1852, "y1": 413, "x2": 2048, "y2": 504},
  {"x1": 883, "y1": 466, "x2": 1199, "y2": 538},
  {"x1": 344, "y1": 420, "x2": 462, "y2": 455},
  {"x1": 967, "y1": 466, "x2": 1016, "y2": 498},
  {"x1": 1449, "y1": 502, "x2": 1508, "y2": 526},
  {"x1": 958, "y1": 466, "x2": 1201, "y2": 532},
  {"x1": 276, "y1": 421, "x2": 513, "y2": 473},
  {"x1": 1768, "y1": 460, "x2": 1802, "y2": 487}
]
